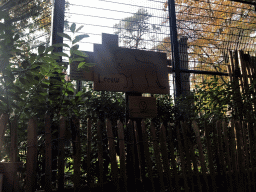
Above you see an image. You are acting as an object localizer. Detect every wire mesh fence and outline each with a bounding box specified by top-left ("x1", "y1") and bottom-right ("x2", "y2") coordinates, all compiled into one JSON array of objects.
[
  {"x1": 64, "y1": 0, "x2": 175, "y2": 94},
  {"x1": 174, "y1": 0, "x2": 256, "y2": 90},
  {"x1": 65, "y1": 0, "x2": 256, "y2": 97},
  {"x1": 10, "y1": 0, "x2": 52, "y2": 51}
]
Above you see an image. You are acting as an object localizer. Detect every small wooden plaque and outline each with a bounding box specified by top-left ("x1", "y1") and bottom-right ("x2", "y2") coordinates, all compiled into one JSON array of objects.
[{"x1": 128, "y1": 96, "x2": 157, "y2": 118}]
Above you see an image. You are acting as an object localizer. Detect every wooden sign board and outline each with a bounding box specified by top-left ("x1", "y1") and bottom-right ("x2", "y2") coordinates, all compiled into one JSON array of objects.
[
  {"x1": 128, "y1": 96, "x2": 157, "y2": 118},
  {"x1": 93, "y1": 44, "x2": 169, "y2": 94},
  {"x1": 70, "y1": 51, "x2": 94, "y2": 81},
  {"x1": 70, "y1": 33, "x2": 169, "y2": 94}
]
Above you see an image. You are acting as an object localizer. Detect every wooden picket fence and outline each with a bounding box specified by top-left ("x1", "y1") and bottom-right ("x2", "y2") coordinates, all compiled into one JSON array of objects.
[
  {"x1": 228, "y1": 50, "x2": 256, "y2": 119},
  {"x1": 1, "y1": 113, "x2": 256, "y2": 192}
]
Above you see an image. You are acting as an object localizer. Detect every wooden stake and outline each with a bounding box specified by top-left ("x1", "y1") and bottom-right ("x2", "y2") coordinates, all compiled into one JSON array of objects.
[
  {"x1": 58, "y1": 117, "x2": 66, "y2": 191},
  {"x1": 97, "y1": 120, "x2": 103, "y2": 191},
  {"x1": 192, "y1": 121, "x2": 209, "y2": 191},
  {"x1": 106, "y1": 119, "x2": 119, "y2": 192},
  {"x1": 126, "y1": 120, "x2": 137, "y2": 192},
  {"x1": 26, "y1": 118, "x2": 37, "y2": 192},
  {"x1": 87, "y1": 118, "x2": 92, "y2": 184},
  {"x1": 204, "y1": 121, "x2": 217, "y2": 192},
  {"x1": 97, "y1": 120, "x2": 104, "y2": 190},
  {"x1": 159, "y1": 123, "x2": 173, "y2": 192},
  {"x1": 45, "y1": 115, "x2": 52, "y2": 192},
  {"x1": 141, "y1": 120, "x2": 155, "y2": 192},
  {"x1": 167, "y1": 123, "x2": 180, "y2": 192},
  {"x1": 73, "y1": 117, "x2": 81, "y2": 192},
  {"x1": 150, "y1": 121, "x2": 165, "y2": 192},
  {"x1": 0, "y1": 114, "x2": 8, "y2": 152},
  {"x1": 222, "y1": 120, "x2": 233, "y2": 192},
  {"x1": 10, "y1": 117, "x2": 18, "y2": 163},
  {"x1": 117, "y1": 120, "x2": 127, "y2": 192},
  {"x1": 176, "y1": 122, "x2": 189, "y2": 192}
]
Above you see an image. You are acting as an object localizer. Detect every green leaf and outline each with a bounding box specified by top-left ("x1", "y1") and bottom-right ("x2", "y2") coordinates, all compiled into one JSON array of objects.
[
  {"x1": 72, "y1": 34, "x2": 89, "y2": 45},
  {"x1": 78, "y1": 62, "x2": 86, "y2": 69},
  {"x1": 40, "y1": 92, "x2": 48, "y2": 97},
  {"x1": 71, "y1": 44, "x2": 79, "y2": 50},
  {"x1": 45, "y1": 46, "x2": 54, "y2": 53},
  {"x1": 42, "y1": 57, "x2": 55, "y2": 63},
  {"x1": 76, "y1": 25, "x2": 84, "y2": 32},
  {"x1": 13, "y1": 85, "x2": 25, "y2": 94},
  {"x1": 53, "y1": 52, "x2": 69, "y2": 58},
  {"x1": 86, "y1": 63, "x2": 96, "y2": 67},
  {"x1": 57, "y1": 32, "x2": 72, "y2": 41},
  {"x1": 70, "y1": 23, "x2": 76, "y2": 33},
  {"x1": 21, "y1": 60, "x2": 29, "y2": 69},
  {"x1": 52, "y1": 43, "x2": 70, "y2": 48},
  {"x1": 29, "y1": 54, "x2": 37, "y2": 63},
  {"x1": 72, "y1": 57, "x2": 85, "y2": 62},
  {"x1": 73, "y1": 50, "x2": 87, "y2": 57},
  {"x1": 38, "y1": 45, "x2": 45, "y2": 55},
  {"x1": 19, "y1": 77, "x2": 27, "y2": 85}
]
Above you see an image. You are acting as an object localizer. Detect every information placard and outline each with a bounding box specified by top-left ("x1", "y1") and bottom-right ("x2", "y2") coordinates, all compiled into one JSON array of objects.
[{"x1": 128, "y1": 96, "x2": 157, "y2": 118}]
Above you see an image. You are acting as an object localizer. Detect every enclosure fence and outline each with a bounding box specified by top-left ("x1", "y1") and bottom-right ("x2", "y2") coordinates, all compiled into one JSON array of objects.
[{"x1": 1, "y1": 114, "x2": 256, "y2": 191}]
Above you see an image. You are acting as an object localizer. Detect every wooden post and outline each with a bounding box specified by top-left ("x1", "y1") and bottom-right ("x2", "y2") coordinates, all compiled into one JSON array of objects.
[
  {"x1": 10, "y1": 117, "x2": 19, "y2": 192},
  {"x1": 87, "y1": 118, "x2": 92, "y2": 185},
  {"x1": 26, "y1": 118, "x2": 38, "y2": 192},
  {"x1": 133, "y1": 121, "x2": 146, "y2": 191},
  {"x1": 10, "y1": 117, "x2": 18, "y2": 162},
  {"x1": 180, "y1": 122, "x2": 196, "y2": 192},
  {"x1": 117, "y1": 120, "x2": 127, "y2": 192},
  {"x1": 150, "y1": 121, "x2": 165, "y2": 192},
  {"x1": 222, "y1": 120, "x2": 233, "y2": 192},
  {"x1": 0, "y1": 114, "x2": 8, "y2": 154},
  {"x1": 230, "y1": 119, "x2": 239, "y2": 191},
  {"x1": 45, "y1": 115, "x2": 52, "y2": 192},
  {"x1": 167, "y1": 123, "x2": 180, "y2": 192},
  {"x1": 126, "y1": 120, "x2": 137, "y2": 192},
  {"x1": 141, "y1": 120, "x2": 155, "y2": 192},
  {"x1": 58, "y1": 117, "x2": 65, "y2": 191},
  {"x1": 176, "y1": 123, "x2": 189, "y2": 192},
  {"x1": 125, "y1": 92, "x2": 145, "y2": 186},
  {"x1": 159, "y1": 124, "x2": 173, "y2": 192},
  {"x1": 72, "y1": 117, "x2": 81, "y2": 192},
  {"x1": 236, "y1": 121, "x2": 245, "y2": 192},
  {"x1": 204, "y1": 121, "x2": 217, "y2": 192},
  {"x1": 106, "y1": 119, "x2": 119, "y2": 191},
  {"x1": 97, "y1": 120, "x2": 104, "y2": 190},
  {"x1": 192, "y1": 121, "x2": 209, "y2": 191}
]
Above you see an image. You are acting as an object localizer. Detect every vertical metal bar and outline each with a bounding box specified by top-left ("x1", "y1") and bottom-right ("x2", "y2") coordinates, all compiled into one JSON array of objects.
[
  {"x1": 49, "y1": 1, "x2": 65, "y2": 188},
  {"x1": 168, "y1": 0, "x2": 181, "y2": 99},
  {"x1": 51, "y1": 0, "x2": 65, "y2": 51},
  {"x1": 50, "y1": 0, "x2": 66, "y2": 100}
]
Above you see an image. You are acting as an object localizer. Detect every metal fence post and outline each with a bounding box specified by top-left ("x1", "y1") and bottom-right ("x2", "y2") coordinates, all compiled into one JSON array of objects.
[
  {"x1": 50, "y1": 0, "x2": 66, "y2": 101},
  {"x1": 50, "y1": 0, "x2": 66, "y2": 189},
  {"x1": 168, "y1": 0, "x2": 181, "y2": 99}
]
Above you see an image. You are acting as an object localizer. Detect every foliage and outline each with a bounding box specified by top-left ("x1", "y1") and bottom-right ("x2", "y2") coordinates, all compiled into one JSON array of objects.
[
  {"x1": 113, "y1": 8, "x2": 160, "y2": 49},
  {"x1": 159, "y1": 0, "x2": 256, "y2": 89},
  {"x1": 192, "y1": 76, "x2": 231, "y2": 121},
  {"x1": 0, "y1": 18, "x2": 95, "y2": 188}
]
